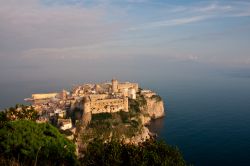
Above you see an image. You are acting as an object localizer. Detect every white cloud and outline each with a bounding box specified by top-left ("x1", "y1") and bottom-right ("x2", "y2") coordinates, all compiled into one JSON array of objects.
[
  {"x1": 128, "y1": 1, "x2": 250, "y2": 31},
  {"x1": 193, "y1": 3, "x2": 232, "y2": 13},
  {"x1": 0, "y1": 0, "x2": 250, "y2": 66},
  {"x1": 129, "y1": 15, "x2": 209, "y2": 30},
  {"x1": 126, "y1": 0, "x2": 148, "y2": 3},
  {"x1": 0, "y1": 0, "x2": 125, "y2": 54}
]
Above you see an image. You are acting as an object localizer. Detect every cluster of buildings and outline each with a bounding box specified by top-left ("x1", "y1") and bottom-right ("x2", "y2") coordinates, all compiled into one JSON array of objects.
[{"x1": 26, "y1": 79, "x2": 139, "y2": 130}]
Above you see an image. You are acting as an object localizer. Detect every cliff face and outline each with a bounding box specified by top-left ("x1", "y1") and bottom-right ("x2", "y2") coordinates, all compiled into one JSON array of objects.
[
  {"x1": 123, "y1": 127, "x2": 151, "y2": 144},
  {"x1": 77, "y1": 92, "x2": 165, "y2": 153},
  {"x1": 144, "y1": 97, "x2": 165, "y2": 119},
  {"x1": 139, "y1": 114, "x2": 151, "y2": 125}
]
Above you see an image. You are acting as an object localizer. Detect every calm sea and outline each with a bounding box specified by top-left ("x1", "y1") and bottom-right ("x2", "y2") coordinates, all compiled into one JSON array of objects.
[
  {"x1": 1, "y1": 65, "x2": 250, "y2": 166},
  {"x1": 149, "y1": 71, "x2": 250, "y2": 166}
]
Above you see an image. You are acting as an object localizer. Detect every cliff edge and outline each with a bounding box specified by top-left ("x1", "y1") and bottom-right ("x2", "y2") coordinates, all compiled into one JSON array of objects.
[
  {"x1": 77, "y1": 89, "x2": 165, "y2": 155},
  {"x1": 134, "y1": 90, "x2": 165, "y2": 124},
  {"x1": 145, "y1": 95, "x2": 165, "y2": 119}
]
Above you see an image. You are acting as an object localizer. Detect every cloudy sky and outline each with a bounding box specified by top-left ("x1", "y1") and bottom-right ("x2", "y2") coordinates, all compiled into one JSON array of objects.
[{"x1": 1, "y1": 0, "x2": 250, "y2": 83}]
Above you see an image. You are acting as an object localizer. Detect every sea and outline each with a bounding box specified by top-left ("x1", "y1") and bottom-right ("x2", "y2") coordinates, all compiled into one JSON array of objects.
[{"x1": 1, "y1": 62, "x2": 250, "y2": 166}]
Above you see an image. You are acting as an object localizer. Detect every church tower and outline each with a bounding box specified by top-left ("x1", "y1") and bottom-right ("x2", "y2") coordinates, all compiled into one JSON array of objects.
[{"x1": 112, "y1": 79, "x2": 118, "y2": 93}]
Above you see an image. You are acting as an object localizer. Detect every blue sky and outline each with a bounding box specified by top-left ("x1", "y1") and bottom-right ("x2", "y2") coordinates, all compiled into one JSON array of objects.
[{"x1": 0, "y1": 0, "x2": 250, "y2": 82}]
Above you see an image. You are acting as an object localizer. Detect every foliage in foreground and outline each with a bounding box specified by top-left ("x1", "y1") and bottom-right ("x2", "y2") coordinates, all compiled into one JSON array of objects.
[
  {"x1": 0, "y1": 104, "x2": 187, "y2": 166},
  {"x1": 0, "y1": 120, "x2": 77, "y2": 166},
  {"x1": 80, "y1": 139, "x2": 186, "y2": 166},
  {"x1": 81, "y1": 111, "x2": 142, "y2": 143},
  {"x1": 0, "y1": 119, "x2": 187, "y2": 166},
  {"x1": 0, "y1": 104, "x2": 38, "y2": 126}
]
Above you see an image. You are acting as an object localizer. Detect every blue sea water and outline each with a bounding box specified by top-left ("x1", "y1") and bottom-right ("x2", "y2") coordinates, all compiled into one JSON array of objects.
[
  {"x1": 149, "y1": 72, "x2": 250, "y2": 166},
  {"x1": 0, "y1": 64, "x2": 250, "y2": 166}
]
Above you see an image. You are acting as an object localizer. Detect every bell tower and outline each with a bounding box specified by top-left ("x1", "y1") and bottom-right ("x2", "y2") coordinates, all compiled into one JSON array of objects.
[{"x1": 112, "y1": 78, "x2": 118, "y2": 93}]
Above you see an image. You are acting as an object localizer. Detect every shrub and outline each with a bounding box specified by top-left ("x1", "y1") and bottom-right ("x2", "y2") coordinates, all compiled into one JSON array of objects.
[
  {"x1": 92, "y1": 113, "x2": 112, "y2": 121},
  {"x1": 80, "y1": 139, "x2": 186, "y2": 166},
  {"x1": 136, "y1": 95, "x2": 147, "y2": 106},
  {"x1": 119, "y1": 111, "x2": 130, "y2": 123},
  {"x1": 3, "y1": 105, "x2": 38, "y2": 121},
  {"x1": 0, "y1": 120, "x2": 77, "y2": 166},
  {"x1": 128, "y1": 99, "x2": 140, "y2": 113},
  {"x1": 0, "y1": 111, "x2": 9, "y2": 128},
  {"x1": 151, "y1": 95, "x2": 162, "y2": 102}
]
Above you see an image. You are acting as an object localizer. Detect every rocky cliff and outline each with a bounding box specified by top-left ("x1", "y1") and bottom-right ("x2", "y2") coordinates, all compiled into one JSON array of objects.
[
  {"x1": 122, "y1": 127, "x2": 151, "y2": 144},
  {"x1": 128, "y1": 93, "x2": 165, "y2": 144},
  {"x1": 144, "y1": 96, "x2": 165, "y2": 119},
  {"x1": 77, "y1": 91, "x2": 165, "y2": 155}
]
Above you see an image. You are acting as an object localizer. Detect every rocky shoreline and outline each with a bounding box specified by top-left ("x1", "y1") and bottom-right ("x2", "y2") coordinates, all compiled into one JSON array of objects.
[
  {"x1": 76, "y1": 92, "x2": 165, "y2": 150},
  {"x1": 126, "y1": 99, "x2": 165, "y2": 144},
  {"x1": 21, "y1": 79, "x2": 165, "y2": 154}
]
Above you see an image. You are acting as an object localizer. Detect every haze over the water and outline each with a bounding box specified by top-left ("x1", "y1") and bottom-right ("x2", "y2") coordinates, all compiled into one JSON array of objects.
[
  {"x1": 1, "y1": 1, "x2": 250, "y2": 165},
  {"x1": 1, "y1": 0, "x2": 250, "y2": 84}
]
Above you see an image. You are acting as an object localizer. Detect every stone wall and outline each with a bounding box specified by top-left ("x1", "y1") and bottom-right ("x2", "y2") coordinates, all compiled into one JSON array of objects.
[
  {"x1": 83, "y1": 97, "x2": 129, "y2": 114},
  {"x1": 32, "y1": 93, "x2": 58, "y2": 100},
  {"x1": 89, "y1": 94, "x2": 109, "y2": 101},
  {"x1": 117, "y1": 83, "x2": 138, "y2": 92}
]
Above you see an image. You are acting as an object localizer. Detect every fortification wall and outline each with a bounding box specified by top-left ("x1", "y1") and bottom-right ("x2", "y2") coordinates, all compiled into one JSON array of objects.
[
  {"x1": 32, "y1": 93, "x2": 58, "y2": 100},
  {"x1": 83, "y1": 97, "x2": 128, "y2": 114},
  {"x1": 118, "y1": 83, "x2": 138, "y2": 92},
  {"x1": 91, "y1": 98, "x2": 127, "y2": 114},
  {"x1": 89, "y1": 94, "x2": 109, "y2": 101}
]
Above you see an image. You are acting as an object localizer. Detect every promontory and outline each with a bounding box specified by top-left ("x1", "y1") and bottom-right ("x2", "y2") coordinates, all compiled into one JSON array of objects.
[{"x1": 24, "y1": 79, "x2": 165, "y2": 156}]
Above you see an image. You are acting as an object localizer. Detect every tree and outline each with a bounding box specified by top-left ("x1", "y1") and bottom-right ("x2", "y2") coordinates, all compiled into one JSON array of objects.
[
  {"x1": 80, "y1": 139, "x2": 186, "y2": 166},
  {"x1": 4, "y1": 104, "x2": 38, "y2": 121},
  {"x1": 0, "y1": 111, "x2": 8, "y2": 128},
  {"x1": 0, "y1": 120, "x2": 77, "y2": 166}
]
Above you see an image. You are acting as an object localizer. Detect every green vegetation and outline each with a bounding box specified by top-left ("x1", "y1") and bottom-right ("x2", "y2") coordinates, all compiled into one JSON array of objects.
[
  {"x1": 0, "y1": 111, "x2": 8, "y2": 128},
  {"x1": 80, "y1": 139, "x2": 187, "y2": 166},
  {"x1": 129, "y1": 98, "x2": 140, "y2": 113},
  {"x1": 1, "y1": 104, "x2": 38, "y2": 122},
  {"x1": 92, "y1": 112, "x2": 112, "y2": 121},
  {"x1": 0, "y1": 104, "x2": 39, "y2": 128},
  {"x1": 128, "y1": 94, "x2": 147, "y2": 114},
  {"x1": 0, "y1": 102, "x2": 187, "y2": 166},
  {"x1": 0, "y1": 120, "x2": 77, "y2": 166},
  {"x1": 81, "y1": 111, "x2": 142, "y2": 142},
  {"x1": 59, "y1": 129, "x2": 74, "y2": 136},
  {"x1": 151, "y1": 95, "x2": 162, "y2": 102},
  {"x1": 71, "y1": 108, "x2": 82, "y2": 125},
  {"x1": 136, "y1": 94, "x2": 147, "y2": 106},
  {"x1": 119, "y1": 111, "x2": 130, "y2": 123}
]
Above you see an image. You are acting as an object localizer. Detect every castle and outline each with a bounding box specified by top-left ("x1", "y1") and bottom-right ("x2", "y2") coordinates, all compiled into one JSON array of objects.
[
  {"x1": 28, "y1": 79, "x2": 139, "y2": 121},
  {"x1": 82, "y1": 79, "x2": 138, "y2": 114},
  {"x1": 25, "y1": 79, "x2": 165, "y2": 132}
]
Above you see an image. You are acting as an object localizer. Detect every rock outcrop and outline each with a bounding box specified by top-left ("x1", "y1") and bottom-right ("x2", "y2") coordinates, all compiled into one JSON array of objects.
[
  {"x1": 76, "y1": 90, "x2": 165, "y2": 154},
  {"x1": 139, "y1": 114, "x2": 151, "y2": 125},
  {"x1": 123, "y1": 127, "x2": 151, "y2": 144},
  {"x1": 145, "y1": 97, "x2": 165, "y2": 119},
  {"x1": 122, "y1": 94, "x2": 165, "y2": 144}
]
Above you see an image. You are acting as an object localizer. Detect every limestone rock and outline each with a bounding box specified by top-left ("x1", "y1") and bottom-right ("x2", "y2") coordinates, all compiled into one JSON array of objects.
[
  {"x1": 145, "y1": 97, "x2": 165, "y2": 119},
  {"x1": 123, "y1": 127, "x2": 151, "y2": 145},
  {"x1": 139, "y1": 114, "x2": 151, "y2": 125}
]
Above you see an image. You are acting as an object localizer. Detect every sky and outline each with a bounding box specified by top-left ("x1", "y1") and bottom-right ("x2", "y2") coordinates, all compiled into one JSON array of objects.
[{"x1": 0, "y1": 0, "x2": 250, "y2": 84}]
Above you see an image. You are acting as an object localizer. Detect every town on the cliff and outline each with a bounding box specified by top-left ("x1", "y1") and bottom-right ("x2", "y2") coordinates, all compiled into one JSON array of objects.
[{"x1": 24, "y1": 79, "x2": 165, "y2": 140}]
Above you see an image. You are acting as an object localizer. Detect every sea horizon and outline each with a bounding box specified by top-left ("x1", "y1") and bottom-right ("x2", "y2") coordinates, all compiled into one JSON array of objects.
[{"x1": 1, "y1": 62, "x2": 250, "y2": 165}]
